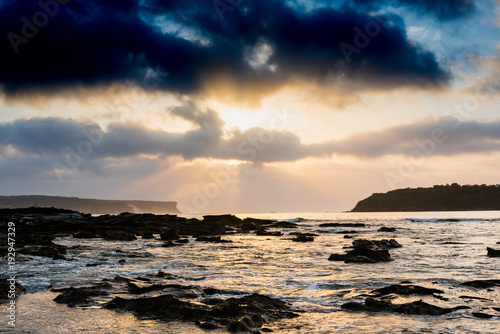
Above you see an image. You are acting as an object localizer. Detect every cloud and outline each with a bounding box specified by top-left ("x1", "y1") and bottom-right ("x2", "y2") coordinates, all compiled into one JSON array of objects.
[
  {"x1": 0, "y1": 0, "x2": 449, "y2": 99},
  {"x1": 2, "y1": 103, "x2": 500, "y2": 177},
  {"x1": 350, "y1": 0, "x2": 476, "y2": 20}
]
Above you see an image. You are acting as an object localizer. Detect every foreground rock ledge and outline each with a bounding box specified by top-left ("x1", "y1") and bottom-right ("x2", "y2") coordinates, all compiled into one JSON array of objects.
[{"x1": 53, "y1": 274, "x2": 299, "y2": 333}]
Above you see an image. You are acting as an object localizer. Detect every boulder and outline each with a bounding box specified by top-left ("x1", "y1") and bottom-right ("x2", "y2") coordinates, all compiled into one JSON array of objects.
[{"x1": 160, "y1": 228, "x2": 180, "y2": 241}]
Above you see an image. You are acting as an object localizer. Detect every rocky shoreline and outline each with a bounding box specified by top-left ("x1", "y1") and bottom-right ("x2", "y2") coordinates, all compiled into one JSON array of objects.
[{"x1": 1, "y1": 207, "x2": 499, "y2": 332}]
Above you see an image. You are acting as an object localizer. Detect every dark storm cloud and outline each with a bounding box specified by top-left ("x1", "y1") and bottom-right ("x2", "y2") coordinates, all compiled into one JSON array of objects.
[
  {"x1": 350, "y1": 0, "x2": 476, "y2": 20},
  {"x1": 0, "y1": 0, "x2": 449, "y2": 96}
]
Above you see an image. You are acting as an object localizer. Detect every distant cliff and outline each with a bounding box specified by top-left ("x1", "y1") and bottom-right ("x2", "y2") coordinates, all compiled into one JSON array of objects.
[
  {"x1": 0, "y1": 195, "x2": 179, "y2": 214},
  {"x1": 351, "y1": 184, "x2": 500, "y2": 212}
]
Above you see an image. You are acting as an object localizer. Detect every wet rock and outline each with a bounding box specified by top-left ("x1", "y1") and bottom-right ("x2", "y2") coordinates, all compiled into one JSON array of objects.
[
  {"x1": 52, "y1": 254, "x2": 67, "y2": 260},
  {"x1": 329, "y1": 239, "x2": 399, "y2": 263},
  {"x1": 460, "y1": 280, "x2": 500, "y2": 289},
  {"x1": 102, "y1": 231, "x2": 137, "y2": 241},
  {"x1": 19, "y1": 244, "x2": 67, "y2": 257},
  {"x1": 472, "y1": 312, "x2": 494, "y2": 319},
  {"x1": 269, "y1": 221, "x2": 298, "y2": 229},
  {"x1": 292, "y1": 234, "x2": 314, "y2": 242},
  {"x1": 371, "y1": 284, "x2": 443, "y2": 296},
  {"x1": 0, "y1": 279, "x2": 26, "y2": 299},
  {"x1": 342, "y1": 297, "x2": 467, "y2": 316},
  {"x1": 255, "y1": 229, "x2": 283, "y2": 236},
  {"x1": 241, "y1": 222, "x2": 260, "y2": 232},
  {"x1": 141, "y1": 231, "x2": 154, "y2": 239},
  {"x1": 319, "y1": 223, "x2": 365, "y2": 227},
  {"x1": 53, "y1": 286, "x2": 109, "y2": 307},
  {"x1": 345, "y1": 255, "x2": 377, "y2": 263},
  {"x1": 195, "y1": 236, "x2": 232, "y2": 243},
  {"x1": 378, "y1": 227, "x2": 397, "y2": 232},
  {"x1": 73, "y1": 230, "x2": 99, "y2": 238},
  {"x1": 487, "y1": 247, "x2": 500, "y2": 257},
  {"x1": 197, "y1": 321, "x2": 220, "y2": 330},
  {"x1": 161, "y1": 241, "x2": 178, "y2": 247},
  {"x1": 160, "y1": 228, "x2": 180, "y2": 241}
]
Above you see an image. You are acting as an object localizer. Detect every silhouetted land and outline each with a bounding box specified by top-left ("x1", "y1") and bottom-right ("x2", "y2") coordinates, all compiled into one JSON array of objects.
[
  {"x1": 0, "y1": 195, "x2": 179, "y2": 214},
  {"x1": 351, "y1": 184, "x2": 500, "y2": 212}
]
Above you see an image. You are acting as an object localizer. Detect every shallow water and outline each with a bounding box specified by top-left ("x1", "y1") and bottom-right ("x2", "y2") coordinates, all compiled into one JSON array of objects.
[{"x1": 1, "y1": 211, "x2": 500, "y2": 333}]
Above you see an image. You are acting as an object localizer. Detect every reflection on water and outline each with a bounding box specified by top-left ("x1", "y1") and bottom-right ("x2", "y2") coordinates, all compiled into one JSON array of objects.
[{"x1": 1, "y1": 211, "x2": 500, "y2": 333}]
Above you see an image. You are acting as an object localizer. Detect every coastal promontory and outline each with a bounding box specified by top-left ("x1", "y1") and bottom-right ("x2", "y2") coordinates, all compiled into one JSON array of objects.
[{"x1": 351, "y1": 184, "x2": 500, "y2": 212}]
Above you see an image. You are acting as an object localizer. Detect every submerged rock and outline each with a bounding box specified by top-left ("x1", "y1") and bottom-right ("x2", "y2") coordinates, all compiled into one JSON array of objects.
[
  {"x1": 195, "y1": 236, "x2": 232, "y2": 243},
  {"x1": 378, "y1": 227, "x2": 397, "y2": 232},
  {"x1": 292, "y1": 234, "x2": 314, "y2": 242},
  {"x1": 460, "y1": 280, "x2": 500, "y2": 289},
  {"x1": 487, "y1": 247, "x2": 500, "y2": 257},
  {"x1": 342, "y1": 297, "x2": 467, "y2": 316},
  {"x1": 371, "y1": 284, "x2": 443, "y2": 296}
]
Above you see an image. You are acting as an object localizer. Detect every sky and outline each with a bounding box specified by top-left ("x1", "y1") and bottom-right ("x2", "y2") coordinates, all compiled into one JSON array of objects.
[{"x1": 0, "y1": 0, "x2": 499, "y2": 213}]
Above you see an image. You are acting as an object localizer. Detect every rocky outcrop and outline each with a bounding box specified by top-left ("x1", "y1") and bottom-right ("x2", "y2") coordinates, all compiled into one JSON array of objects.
[
  {"x1": 328, "y1": 239, "x2": 401, "y2": 263},
  {"x1": 52, "y1": 274, "x2": 299, "y2": 332},
  {"x1": 351, "y1": 184, "x2": 500, "y2": 212}
]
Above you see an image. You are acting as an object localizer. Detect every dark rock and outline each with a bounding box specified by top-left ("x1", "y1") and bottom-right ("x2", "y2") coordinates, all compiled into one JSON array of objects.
[
  {"x1": 73, "y1": 230, "x2": 99, "y2": 238},
  {"x1": 328, "y1": 239, "x2": 399, "y2": 263},
  {"x1": 378, "y1": 227, "x2": 397, "y2": 232},
  {"x1": 141, "y1": 231, "x2": 154, "y2": 239},
  {"x1": 0, "y1": 279, "x2": 26, "y2": 299},
  {"x1": 337, "y1": 230, "x2": 358, "y2": 234},
  {"x1": 195, "y1": 236, "x2": 232, "y2": 243},
  {"x1": 86, "y1": 263, "x2": 101, "y2": 267},
  {"x1": 52, "y1": 254, "x2": 67, "y2": 260},
  {"x1": 118, "y1": 259, "x2": 126, "y2": 264},
  {"x1": 198, "y1": 321, "x2": 220, "y2": 330},
  {"x1": 328, "y1": 254, "x2": 347, "y2": 261},
  {"x1": 161, "y1": 241, "x2": 178, "y2": 247},
  {"x1": 160, "y1": 228, "x2": 180, "y2": 241},
  {"x1": 255, "y1": 229, "x2": 283, "y2": 236},
  {"x1": 458, "y1": 295, "x2": 491, "y2": 301},
  {"x1": 342, "y1": 297, "x2": 467, "y2": 316},
  {"x1": 241, "y1": 222, "x2": 260, "y2": 232},
  {"x1": 344, "y1": 255, "x2": 377, "y2": 263},
  {"x1": 19, "y1": 244, "x2": 67, "y2": 257},
  {"x1": 269, "y1": 222, "x2": 298, "y2": 228},
  {"x1": 371, "y1": 284, "x2": 444, "y2": 296},
  {"x1": 292, "y1": 234, "x2": 314, "y2": 242},
  {"x1": 319, "y1": 223, "x2": 365, "y2": 227},
  {"x1": 227, "y1": 320, "x2": 251, "y2": 332},
  {"x1": 102, "y1": 231, "x2": 136, "y2": 241},
  {"x1": 460, "y1": 280, "x2": 500, "y2": 289},
  {"x1": 343, "y1": 235, "x2": 353, "y2": 239},
  {"x1": 487, "y1": 247, "x2": 500, "y2": 257},
  {"x1": 176, "y1": 238, "x2": 190, "y2": 244},
  {"x1": 472, "y1": 312, "x2": 493, "y2": 319},
  {"x1": 53, "y1": 287, "x2": 109, "y2": 307}
]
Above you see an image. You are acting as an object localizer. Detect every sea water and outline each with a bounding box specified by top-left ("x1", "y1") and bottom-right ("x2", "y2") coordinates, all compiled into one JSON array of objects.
[{"x1": 1, "y1": 211, "x2": 499, "y2": 333}]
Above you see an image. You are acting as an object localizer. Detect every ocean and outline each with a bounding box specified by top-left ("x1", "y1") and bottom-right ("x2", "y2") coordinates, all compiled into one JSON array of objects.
[{"x1": 1, "y1": 211, "x2": 499, "y2": 333}]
